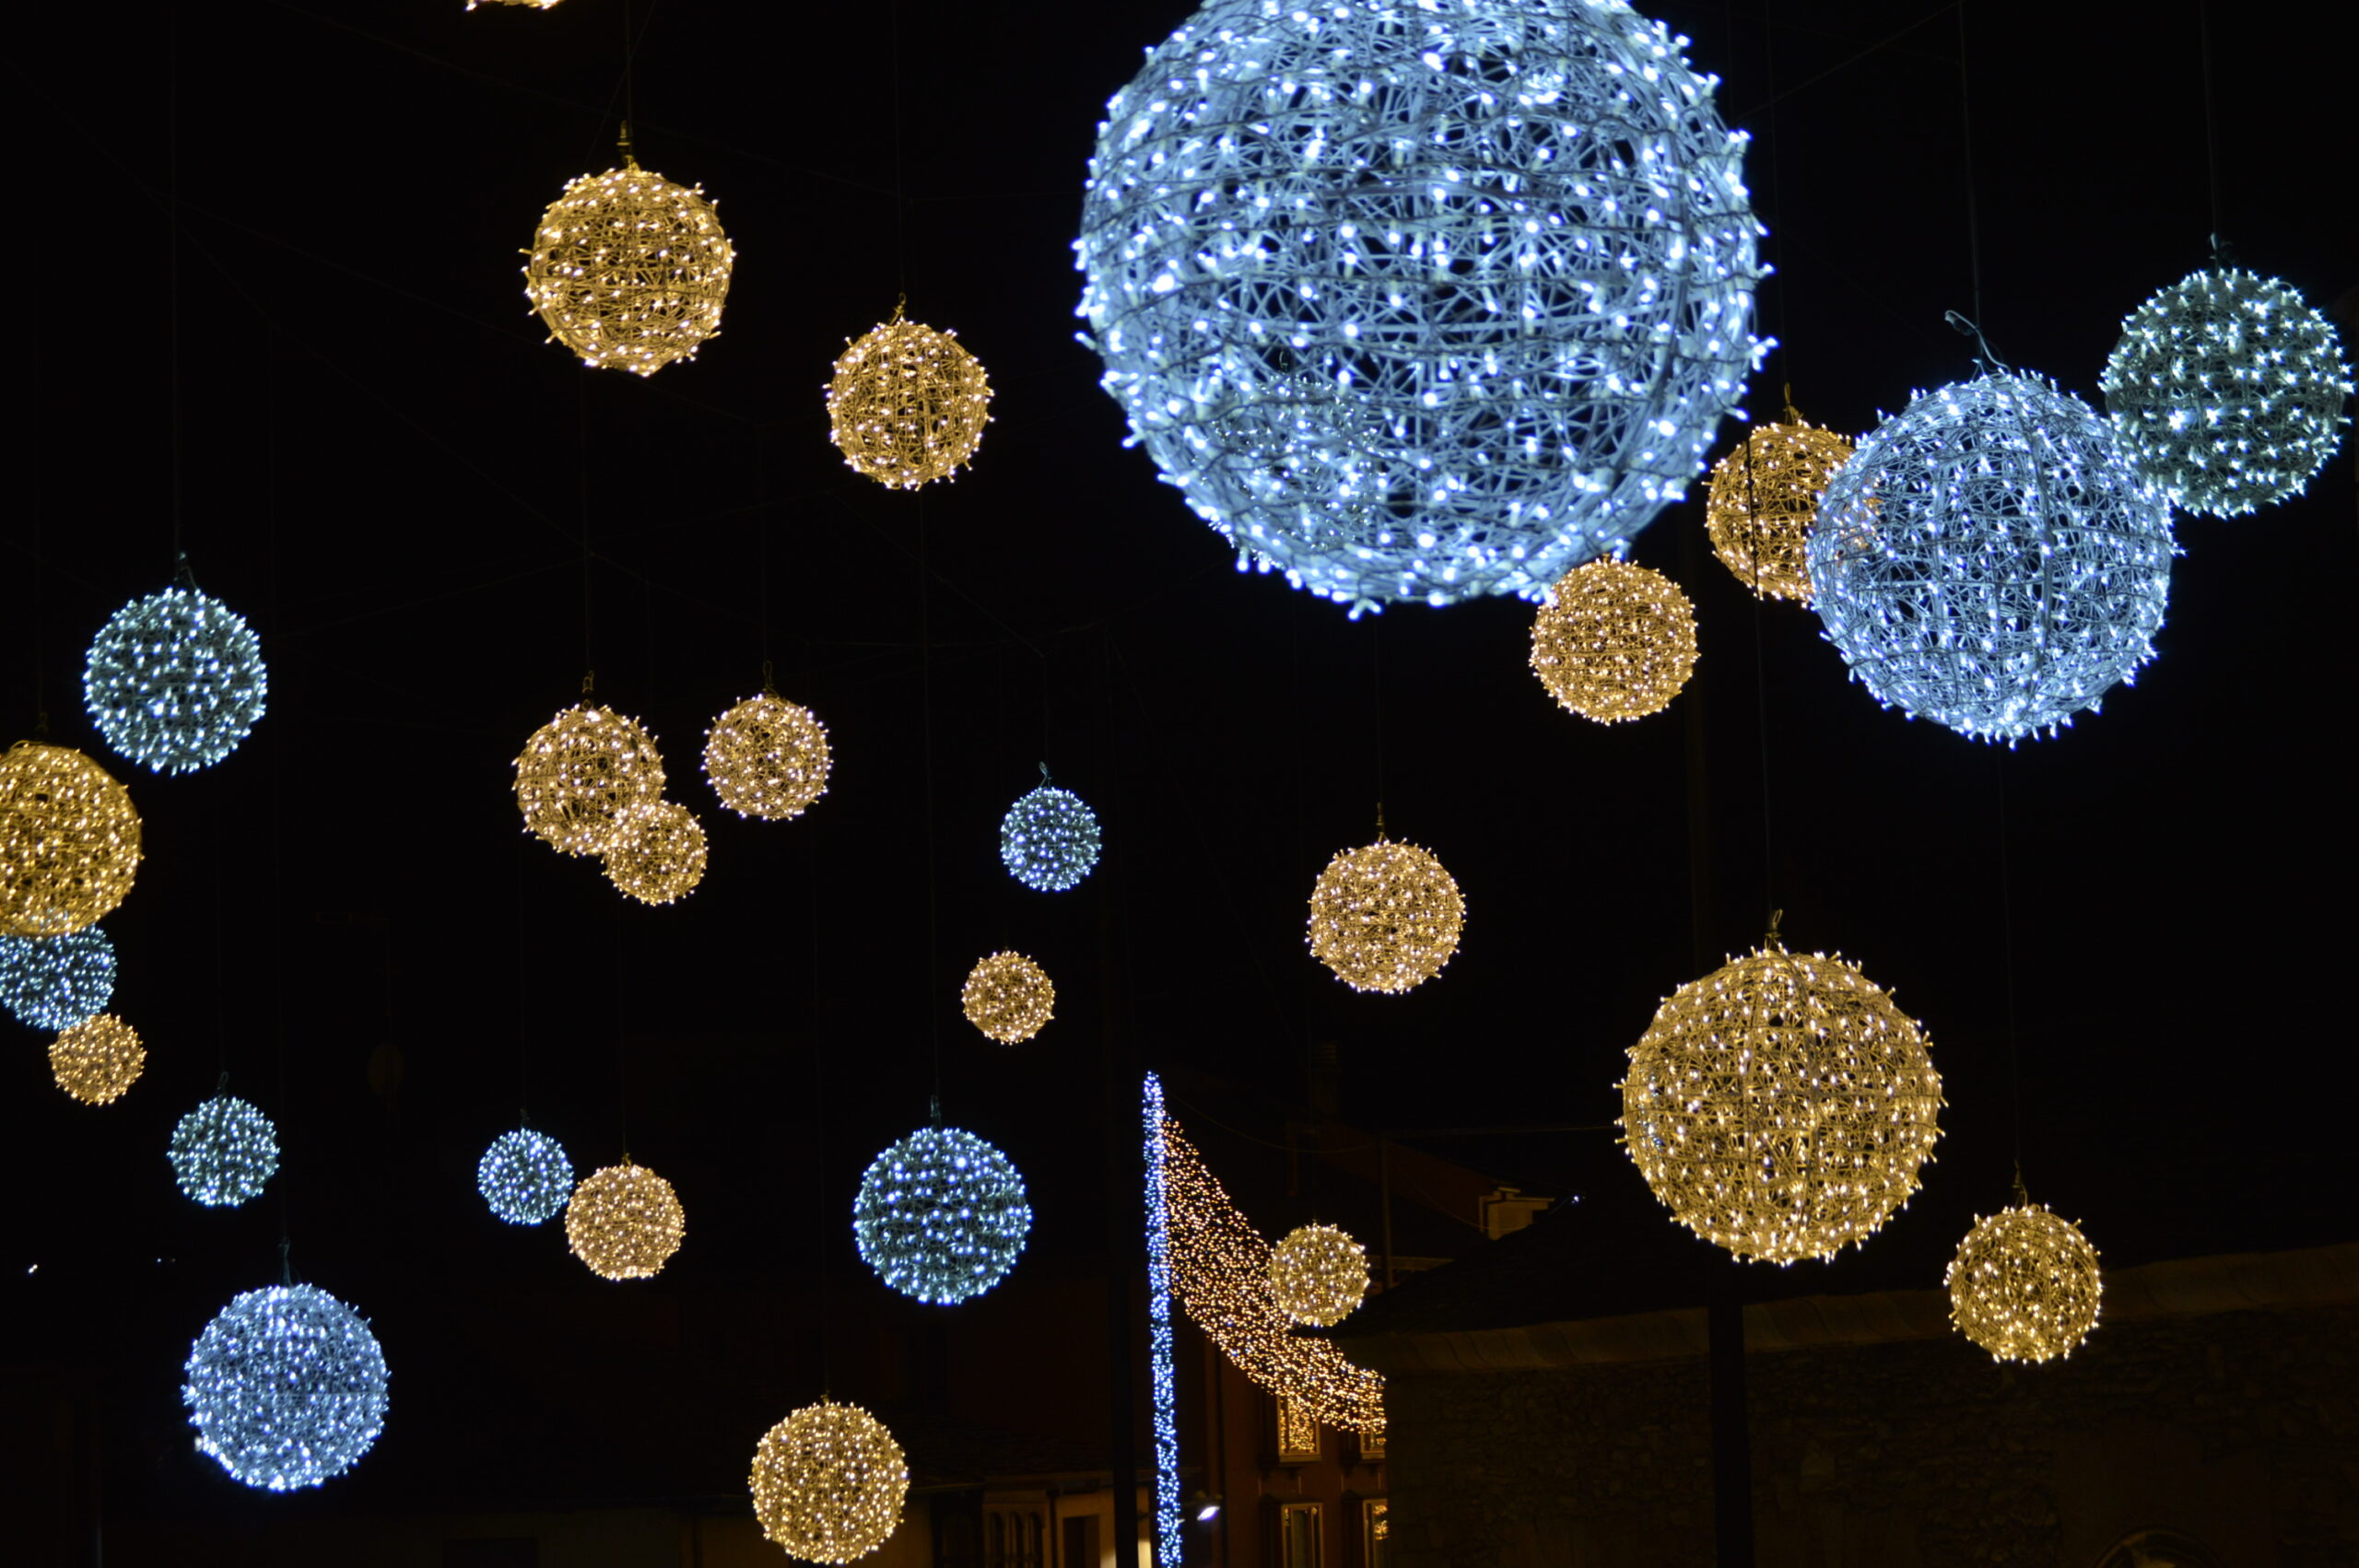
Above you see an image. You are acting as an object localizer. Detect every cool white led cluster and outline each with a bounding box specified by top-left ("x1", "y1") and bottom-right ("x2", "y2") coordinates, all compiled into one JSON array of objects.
[
  {"x1": 853, "y1": 1125, "x2": 1033, "y2": 1305},
  {"x1": 84, "y1": 587, "x2": 267, "y2": 773},
  {"x1": 182, "y1": 1284, "x2": 390, "y2": 1491}
]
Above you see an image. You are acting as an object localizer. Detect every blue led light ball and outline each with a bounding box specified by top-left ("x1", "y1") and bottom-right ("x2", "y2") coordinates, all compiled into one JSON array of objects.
[
  {"x1": 0, "y1": 928, "x2": 116, "y2": 1031},
  {"x1": 169, "y1": 1094, "x2": 281, "y2": 1207},
  {"x1": 1074, "y1": 0, "x2": 1766, "y2": 614},
  {"x1": 1000, "y1": 785, "x2": 1100, "y2": 892},
  {"x1": 84, "y1": 586, "x2": 268, "y2": 773},
  {"x1": 1809, "y1": 371, "x2": 2175, "y2": 743},
  {"x1": 853, "y1": 1126, "x2": 1033, "y2": 1305},
  {"x1": 183, "y1": 1284, "x2": 389, "y2": 1491},
  {"x1": 477, "y1": 1128, "x2": 574, "y2": 1225}
]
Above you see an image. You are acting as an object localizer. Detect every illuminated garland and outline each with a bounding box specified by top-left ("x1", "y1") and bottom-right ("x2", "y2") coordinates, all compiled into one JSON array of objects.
[
  {"x1": 826, "y1": 310, "x2": 994, "y2": 489},
  {"x1": 477, "y1": 1128, "x2": 574, "y2": 1225},
  {"x1": 513, "y1": 701, "x2": 665, "y2": 857},
  {"x1": 84, "y1": 585, "x2": 268, "y2": 773},
  {"x1": 1703, "y1": 413, "x2": 1854, "y2": 603},
  {"x1": 1946, "y1": 1202, "x2": 2102, "y2": 1363},
  {"x1": 961, "y1": 951, "x2": 1055, "y2": 1045},
  {"x1": 566, "y1": 1162, "x2": 686, "y2": 1280},
  {"x1": 1000, "y1": 782, "x2": 1101, "y2": 892},
  {"x1": 524, "y1": 146, "x2": 734, "y2": 377},
  {"x1": 853, "y1": 1126, "x2": 1033, "y2": 1304},
  {"x1": 749, "y1": 1400, "x2": 910, "y2": 1562},
  {"x1": 705, "y1": 689, "x2": 831, "y2": 821},
  {"x1": 1308, "y1": 837, "x2": 1463, "y2": 994},
  {"x1": 183, "y1": 1284, "x2": 390, "y2": 1491},
  {"x1": 0, "y1": 741, "x2": 144, "y2": 938},
  {"x1": 1269, "y1": 1223, "x2": 1369, "y2": 1328},
  {"x1": 0, "y1": 928, "x2": 117, "y2": 1031},
  {"x1": 50, "y1": 1012, "x2": 145, "y2": 1105},
  {"x1": 1527, "y1": 558, "x2": 1699, "y2": 722},
  {"x1": 602, "y1": 801, "x2": 710, "y2": 905},
  {"x1": 1143, "y1": 1075, "x2": 1181, "y2": 1568},
  {"x1": 170, "y1": 1094, "x2": 280, "y2": 1208}
]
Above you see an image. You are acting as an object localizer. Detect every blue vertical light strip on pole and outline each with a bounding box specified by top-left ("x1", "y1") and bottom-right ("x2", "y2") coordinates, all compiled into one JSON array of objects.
[{"x1": 1144, "y1": 1073, "x2": 1182, "y2": 1566}]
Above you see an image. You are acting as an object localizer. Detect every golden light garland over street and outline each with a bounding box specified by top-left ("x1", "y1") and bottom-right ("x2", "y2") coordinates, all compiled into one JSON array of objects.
[
  {"x1": 960, "y1": 951, "x2": 1055, "y2": 1044},
  {"x1": 513, "y1": 701, "x2": 665, "y2": 858},
  {"x1": 826, "y1": 310, "x2": 993, "y2": 489},
  {"x1": 1308, "y1": 836, "x2": 1463, "y2": 994},
  {"x1": 1704, "y1": 409, "x2": 1855, "y2": 603},
  {"x1": 1529, "y1": 558, "x2": 1699, "y2": 722},
  {"x1": 524, "y1": 139, "x2": 734, "y2": 376},
  {"x1": 749, "y1": 1400, "x2": 910, "y2": 1563},
  {"x1": 704, "y1": 689, "x2": 831, "y2": 821},
  {"x1": 1947, "y1": 1202, "x2": 2103, "y2": 1363},
  {"x1": 50, "y1": 1012, "x2": 145, "y2": 1105},
  {"x1": 602, "y1": 801, "x2": 710, "y2": 905},
  {"x1": 565, "y1": 1163, "x2": 686, "y2": 1280},
  {"x1": 0, "y1": 741, "x2": 144, "y2": 938},
  {"x1": 1268, "y1": 1223, "x2": 1369, "y2": 1328}
]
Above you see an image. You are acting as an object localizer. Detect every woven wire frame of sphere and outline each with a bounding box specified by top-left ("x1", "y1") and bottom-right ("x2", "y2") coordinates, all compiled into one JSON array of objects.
[
  {"x1": 50, "y1": 1012, "x2": 145, "y2": 1105},
  {"x1": 170, "y1": 1094, "x2": 280, "y2": 1207},
  {"x1": 1808, "y1": 370, "x2": 2176, "y2": 743},
  {"x1": 513, "y1": 704, "x2": 666, "y2": 857},
  {"x1": 853, "y1": 1126, "x2": 1034, "y2": 1305},
  {"x1": 477, "y1": 1129, "x2": 575, "y2": 1225},
  {"x1": 0, "y1": 742, "x2": 144, "y2": 939},
  {"x1": 1704, "y1": 418, "x2": 1855, "y2": 602},
  {"x1": 1074, "y1": 0, "x2": 1766, "y2": 615},
  {"x1": 602, "y1": 801, "x2": 709, "y2": 905},
  {"x1": 704, "y1": 692, "x2": 831, "y2": 821},
  {"x1": 1268, "y1": 1223, "x2": 1370, "y2": 1328},
  {"x1": 83, "y1": 587, "x2": 268, "y2": 774},
  {"x1": 1528, "y1": 558, "x2": 1699, "y2": 722},
  {"x1": 566, "y1": 1163, "x2": 686, "y2": 1280},
  {"x1": 961, "y1": 951, "x2": 1055, "y2": 1045},
  {"x1": 182, "y1": 1284, "x2": 390, "y2": 1492},
  {"x1": 524, "y1": 160, "x2": 734, "y2": 376},
  {"x1": 1618, "y1": 942, "x2": 1943, "y2": 1264},
  {"x1": 749, "y1": 1400, "x2": 911, "y2": 1564},
  {"x1": 2101, "y1": 266, "x2": 2353, "y2": 518},
  {"x1": 1946, "y1": 1204, "x2": 2103, "y2": 1363},
  {"x1": 826, "y1": 316, "x2": 994, "y2": 490},
  {"x1": 0, "y1": 928, "x2": 117, "y2": 1031},
  {"x1": 999, "y1": 786, "x2": 1101, "y2": 892},
  {"x1": 1308, "y1": 838, "x2": 1465, "y2": 994}
]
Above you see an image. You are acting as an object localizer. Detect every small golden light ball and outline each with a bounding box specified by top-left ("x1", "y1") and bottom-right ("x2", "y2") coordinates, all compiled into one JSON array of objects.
[
  {"x1": 524, "y1": 160, "x2": 734, "y2": 376},
  {"x1": 0, "y1": 742, "x2": 144, "y2": 938},
  {"x1": 1704, "y1": 417, "x2": 1855, "y2": 603},
  {"x1": 50, "y1": 1012, "x2": 146, "y2": 1105},
  {"x1": 513, "y1": 703, "x2": 665, "y2": 857},
  {"x1": 602, "y1": 802, "x2": 709, "y2": 906},
  {"x1": 1947, "y1": 1203, "x2": 2102, "y2": 1363},
  {"x1": 826, "y1": 314, "x2": 993, "y2": 489},
  {"x1": 1269, "y1": 1223, "x2": 1369, "y2": 1328},
  {"x1": 960, "y1": 951, "x2": 1055, "y2": 1045},
  {"x1": 1308, "y1": 837, "x2": 1464, "y2": 994},
  {"x1": 703, "y1": 692, "x2": 831, "y2": 821},
  {"x1": 565, "y1": 1162, "x2": 686, "y2": 1280},
  {"x1": 749, "y1": 1399, "x2": 910, "y2": 1564},
  {"x1": 1529, "y1": 558, "x2": 1699, "y2": 723}
]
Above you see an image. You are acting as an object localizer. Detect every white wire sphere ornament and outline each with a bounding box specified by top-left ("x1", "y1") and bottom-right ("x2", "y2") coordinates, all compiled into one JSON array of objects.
[
  {"x1": 477, "y1": 1128, "x2": 575, "y2": 1225},
  {"x1": 170, "y1": 1094, "x2": 281, "y2": 1207},
  {"x1": 0, "y1": 927, "x2": 116, "y2": 1031},
  {"x1": 1946, "y1": 1203, "x2": 2103, "y2": 1363},
  {"x1": 1000, "y1": 784, "x2": 1101, "y2": 892},
  {"x1": 1808, "y1": 371, "x2": 2175, "y2": 743},
  {"x1": 84, "y1": 586, "x2": 268, "y2": 773},
  {"x1": 182, "y1": 1284, "x2": 390, "y2": 1491},
  {"x1": 513, "y1": 702, "x2": 666, "y2": 856},
  {"x1": 1074, "y1": 0, "x2": 1766, "y2": 614},
  {"x1": 602, "y1": 801, "x2": 710, "y2": 905},
  {"x1": 704, "y1": 690, "x2": 831, "y2": 821},
  {"x1": 1268, "y1": 1223, "x2": 1370, "y2": 1327},
  {"x1": 1528, "y1": 557, "x2": 1699, "y2": 721},
  {"x1": 1308, "y1": 837, "x2": 1465, "y2": 993},
  {"x1": 524, "y1": 153, "x2": 734, "y2": 376},
  {"x1": 2102, "y1": 266, "x2": 2352, "y2": 518},
  {"x1": 750, "y1": 1400, "x2": 911, "y2": 1564},
  {"x1": 853, "y1": 1125, "x2": 1034, "y2": 1305},
  {"x1": 50, "y1": 1012, "x2": 146, "y2": 1105},
  {"x1": 0, "y1": 741, "x2": 144, "y2": 938}
]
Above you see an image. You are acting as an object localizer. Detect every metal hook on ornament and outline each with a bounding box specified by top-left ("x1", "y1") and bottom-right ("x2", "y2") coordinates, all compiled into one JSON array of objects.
[{"x1": 1943, "y1": 310, "x2": 2011, "y2": 376}]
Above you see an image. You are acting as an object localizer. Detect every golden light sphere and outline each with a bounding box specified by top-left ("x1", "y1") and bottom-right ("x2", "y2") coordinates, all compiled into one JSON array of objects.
[
  {"x1": 50, "y1": 1012, "x2": 145, "y2": 1105},
  {"x1": 826, "y1": 311, "x2": 993, "y2": 489},
  {"x1": 602, "y1": 801, "x2": 709, "y2": 905},
  {"x1": 1308, "y1": 837, "x2": 1464, "y2": 994},
  {"x1": 1947, "y1": 1203, "x2": 2102, "y2": 1363},
  {"x1": 524, "y1": 155, "x2": 734, "y2": 377},
  {"x1": 960, "y1": 951, "x2": 1055, "y2": 1045},
  {"x1": 1529, "y1": 558, "x2": 1699, "y2": 723},
  {"x1": 565, "y1": 1162, "x2": 686, "y2": 1280},
  {"x1": 1619, "y1": 935, "x2": 1942, "y2": 1264},
  {"x1": 1704, "y1": 415, "x2": 1855, "y2": 603},
  {"x1": 749, "y1": 1399, "x2": 910, "y2": 1564},
  {"x1": 468, "y1": 0, "x2": 558, "y2": 8},
  {"x1": 1268, "y1": 1223, "x2": 1369, "y2": 1328},
  {"x1": 704, "y1": 690, "x2": 831, "y2": 821},
  {"x1": 0, "y1": 741, "x2": 144, "y2": 938},
  {"x1": 513, "y1": 702, "x2": 665, "y2": 857}
]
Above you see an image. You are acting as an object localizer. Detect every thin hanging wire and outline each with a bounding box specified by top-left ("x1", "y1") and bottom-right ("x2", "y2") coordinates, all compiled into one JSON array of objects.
[
  {"x1": 1743, "y1": 424, "x2": 1776, "y2": 930},
  {"x1": 886, "y1": 0, "x2": 910, "y2": 296},
  {"x1": 515, "y1": 839, "x2": 532, "y2": 1124},
  {"x1": 578, "y1": 380, "x2": 595, "y2": 683},
  {"x1": 1760, "y1": 0, "x2": 1792, "y2": 377},
  {"x1": 1955, "y1": 2, "x2": 1985, "y2": 333},
  {"x1": 270, "y1": 325, "x2": 293, "y2": 1275},
  {"x1": 809, "y1": 847, "x2": 833, "y2": 1396},
  {"x1": 618, "y1": 0, "x2": 639, "y2": 150},
  {"x1": 918, "y1": 497, "x2": 943, "y2": 1111},
  {"x1": 2197, "y1": 0, "x2": 2225, "y2": 254},
  {"x1": 1369, "y1": 619, "x2": 1387, "y2": 831},
  {"x1": 611, "y1": 903, "x2": 632, "y2": 1157},
  {"x1": 169, "y1": 15, "x2": 185, "y2": 576},
  {"x1": 1993, "y1": 750, "x2": 2025, "y2": 1195}
]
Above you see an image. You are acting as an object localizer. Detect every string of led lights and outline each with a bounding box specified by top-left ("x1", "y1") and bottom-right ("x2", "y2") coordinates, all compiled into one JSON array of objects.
[{"x1": 1143, "y1": 1074, "x2": 1181, "y2": 1568}]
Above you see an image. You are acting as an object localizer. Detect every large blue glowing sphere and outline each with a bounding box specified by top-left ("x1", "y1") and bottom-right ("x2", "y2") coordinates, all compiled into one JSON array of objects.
[
  {"x1": 1075, "y1": 0, "x2": 1765, "y2": 614},
  {"x1": 0, "y1": 928, "x2": 116, "y2": 1031},
  {"x1": 1809, "y1": 371, "x2": 2175, "y2": 743},
  {"x1": 1000, "y1": 786, "x2": 1101, "y2": 892},
  {"x1": 853, "y1": 1126, "x2": 1033, "y2": 1305},
  {"x1": 169, "y1": 1094, "x2": 281, "y2": 1207},
  {"x1": 183, "y1": 1284, "x2": 389, "y2": 1491},
  {"x1": 84, "y1": 586, "x2": 269, "y2": 773},
  {"x1": 477, "y1": 1128, "x2": 574, "y2": 1225}
]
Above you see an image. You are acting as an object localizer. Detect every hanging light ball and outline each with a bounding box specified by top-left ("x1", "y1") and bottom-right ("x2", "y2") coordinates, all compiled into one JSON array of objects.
[
  {"x1": 513, "y1": 702, "x2": 665, "y2": 857},
  {"x1": 469, "y1": 0, "x2": 559, "y2": 8},
  {"x1": 826, "y1": 311, "x2": 994, "y2": 489},
  {"x1": 83, "y1": 586, "x2": 267, "y2": 774},
  {"x1": 749, "y1": 1400, "x2": 910, "y2": 1564},
  {"x1": 999, "y1": 784, "x2": 1101, "y2": 893},
  {"x1": 1308, "y1": 837, "x2": 1464, "y2": 994},
  {"x1": 602, "y1": 801, "x2": 709, "y2": 905},
  {"x1": 169, "y1": 1094, "x2": 280, "y2": 1208},
  {"x1": 49, "y1": 1012, "x2": 145, "y2": 1106},
  {"x1": 960, "y1": 951, "x2": 1055, "y2": 1045},
  {"x1": 1619, "y1": 935, "x2": 1942, "y2": 1263},
  {"x1": 853, "y1": 1126, "x2": 1033, "y2": 1305},
  {"x1": 2101, "y1": 266, "x2": 2352, "y2": 518},
  {"x1": 476, "y1": 1128, "x2": 574, "y2": 1225},
  {"x1": 524, "y1": 151, "x2": 734, "y2": 376},
  {"x1": 566, "y1": 1162, "x2": 686, "y2": 1280},
  {"x1": 1810, "y1": 371, "x2": 2175, "y2": 743},
  {"x1": 0, "y1": 742, "x2": 144, "y2": 938},
  {"x1": 1528, "y1": 558, "x2": 1700, "y2": 722},
  {"x1": 1704, "y1": 415, "x2": 1855, "y2": 603},
  {"x1": 1268, "y1": 1223, "x2": 1369, "y2": 1328},
  {"x1": 0, "y1": 927, "x2": 117, "y2": 1031},
  {"x1": 704, "y1": 690, "x2": 831, "y2": 821},
  {"x1": 1074, "y1": 0, "x2": 1765, "y2": 614},
  {"x1": 182, "y1": 1283, "x2": 390, "y2": 1491},
  {"x1": 1946, "y1": 1203, "x2": 2103, "y2": 1363}
]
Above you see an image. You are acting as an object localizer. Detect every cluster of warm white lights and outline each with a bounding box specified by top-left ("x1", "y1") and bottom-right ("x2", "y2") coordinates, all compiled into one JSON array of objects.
[
  {"x1": 50, "y1": 1012, "x2": 145, "y2": 1105},
  {"x1": 853, "y1": 1125, "x2": 1034, "y2": 1305},
  {"x1": 477, "y1": 1127, "x2": 575, "y2": 1225},
  {"x1": 704, "y1": 689, "x2": 831, "y2": 820},
  {"x1": 1143, "y1": 1076, "x2": 1182, "y2": 1568},
  {"x1": 566, "y1": 1161, "x2": 686, "y2": 1279},
  {"x1": 0, "y1": 928, "x2": 117, "y2": 1031},
  {"x1": 749, "y1": 1400, "x2": 910, "y2": 1563},
  {"x1": 1946, "y1": 1202, "x2": 2103, "y2": 1363},
  {"x1": 525, "y1": 150, "x2": 734, "y2": 376},
  {"x1": 1810, "y1": 370, "x2": 2175, "y2": 743},
  {"x1": 513, "y1": 701, "x2": 666, "y2": 856},
  {"x1": 602, "y1": 800, "x2": 709, "y2": 905},
  {"x1": 1074, "y1": 0, "x2": 1765, "y2": 614},
  {"x1": 1308, "y1": 836, "x2": 1464, "y2": 993},
  {"x1": 1269, "y1": 1223, "x2": 1370, "y2": 1328},
  {"x1": 85, "y1": 585, "x2": 268, "y2": 773},
  {"x1": 183, "y1": 1284, "x2": 390, "y2": 1491},
  {"x1": 1704, "y1": 413, "x2": 1854, "y2": 602},
  {"x1": 826, "y1": 311, "x2": 995, "y2": 489},
  {"x1": 170, "y1": 1094, "x2": 281, "y2": 1208},
  {"x1": 1528, "y1": 557, "x2": 1699, "y2": 721},
  {"x1": 961, "y1": 951, "x2": 1056, "y2": 1044},
  {"x1": 1001, "y1": 783, "x2": 1101, "y2": 892},
  {"x1": 0, "y1": 742, "x2": 144, "y2": 938}
]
